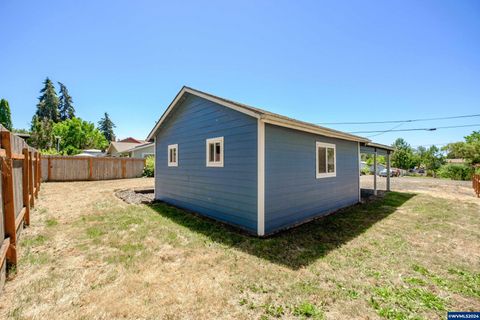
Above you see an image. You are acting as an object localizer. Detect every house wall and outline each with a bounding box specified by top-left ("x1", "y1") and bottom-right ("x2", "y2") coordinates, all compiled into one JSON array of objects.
[
  {"x1": 154, "y1": 94, "x2": 258, "y2": 233},
  {"x1": 264, "y1": 124, "x2": 360, "y2": 234},
  {"x1": 131, "y1": 144, "x2": 155, "y2": 158}
]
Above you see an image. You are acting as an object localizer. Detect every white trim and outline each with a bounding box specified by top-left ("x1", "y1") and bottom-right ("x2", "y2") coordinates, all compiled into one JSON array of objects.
[
  {"x1": 146, "y1": 87, "x2": 261, "y2": 141},
  {"x1": 168, "y1": 144, "x2": 178, "y2": 167},
  {"x1": 206, "y1": 137, "x2": 224, "y2": 167},
  {"x1": 358, "y1": 142, "x2": 361, "y2": 202},
  {"x1": 257, "y1": 120, "x2": 265, "y2": 236},
  {"x1": 316, "y1": 142, "x2": 336, "y2": 179}
]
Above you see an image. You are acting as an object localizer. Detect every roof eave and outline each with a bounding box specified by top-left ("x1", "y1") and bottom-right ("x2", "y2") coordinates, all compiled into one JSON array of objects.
[{"x1": 261, "y1": 115, "x2": 370, "y2": 143}]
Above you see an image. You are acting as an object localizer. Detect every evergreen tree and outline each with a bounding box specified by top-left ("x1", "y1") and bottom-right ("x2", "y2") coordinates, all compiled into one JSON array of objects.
[
  {"x1": 36, "y1": 77, "x2": 60, "y2": 122},
  {"x1": 98, "y1": 112, "x2": 116, "y2": 141},
  {"x1": 58, "y1": 82, "x2": 75, "y2": 120},
  {"x1": 0, "y1": 99, "x2": 13, "y2": 130}
]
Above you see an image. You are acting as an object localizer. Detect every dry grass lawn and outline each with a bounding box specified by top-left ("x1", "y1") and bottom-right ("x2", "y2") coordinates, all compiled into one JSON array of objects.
[{"x1": 0, "y1": 177, "x2": 479, "y2": 319}]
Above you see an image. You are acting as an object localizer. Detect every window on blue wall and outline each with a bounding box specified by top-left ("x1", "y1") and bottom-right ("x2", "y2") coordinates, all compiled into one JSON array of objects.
[
  {"x1": 316, "y1": 142, "x2": 336, "y2": 178},
  {"x1": 206, "y1": 137, "x2": 224, "y2": 167},
  {"x1": 168, "y1": 144, "x2": 178, "y2": 167}
]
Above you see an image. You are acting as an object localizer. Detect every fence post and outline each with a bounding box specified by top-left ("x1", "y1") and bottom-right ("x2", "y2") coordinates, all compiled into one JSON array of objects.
[
  {"x1": 1, "y1": 131, "x2": 17, "y2": 266},
  {"x1": 28, "y1": 151, "x2": 34, "y2": 207},
  {"x1": 36, "y1": 152, "x2": 40, "y2": 193},
  {"x1": 37, "y1": 153, "x2": 41, "y2": 190},
  {"x1": 34, "y1": 152, "x2": 39, "y2": 198},
  {"x1": 22, "y1": 148, "x2": 30, "y2": 226},
  {"x1": 47, "y1": 156, "x2": 52, "y2": 182}
]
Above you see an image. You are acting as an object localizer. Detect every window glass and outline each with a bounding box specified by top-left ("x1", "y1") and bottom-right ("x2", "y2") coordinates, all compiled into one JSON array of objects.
[
  {"x1": 327, "y1": 148, "x2": 335, "y2": 173},
  {"x1": 215, "y1": 142, "x2": 221, "y2": 162},
  {"x1": 318, "y1": 147, "x2": 326, "y2": 173},
  {"x1": 209, "y1": 143, "x2": 215, "y2": 162}
]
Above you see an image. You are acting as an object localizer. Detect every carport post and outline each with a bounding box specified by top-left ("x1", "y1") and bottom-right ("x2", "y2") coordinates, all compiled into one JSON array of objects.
[
  {"x1": 386, "y1": 151, "x2": 391, "y2": 192},
  {"x1": 373, "y1": 148, "x2": 377, "y2": 196}
]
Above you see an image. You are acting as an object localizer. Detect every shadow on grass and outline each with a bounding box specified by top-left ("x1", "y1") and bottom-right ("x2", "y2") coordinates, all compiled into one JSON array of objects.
[{"x1": 147, "y1": 191, "x2": 416, "y2": 270}]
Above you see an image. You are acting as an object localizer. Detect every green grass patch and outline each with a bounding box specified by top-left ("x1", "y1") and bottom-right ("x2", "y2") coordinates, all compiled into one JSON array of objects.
[
  {"x1": 370, "y1": 285, "x2": 446, "y2": 319},
  {"x1": 45, "y1": 218, "x2": 58, "y2": 227},
  {"x1": 292, "y1": 302, "x2": 324, "y2": 319},
  {"x1": 22, "y1": 234, "x2": 48, "y2": 247}
]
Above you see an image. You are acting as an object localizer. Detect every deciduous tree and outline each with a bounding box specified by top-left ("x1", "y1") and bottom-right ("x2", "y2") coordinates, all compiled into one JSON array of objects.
[{"x1": 0, "y1": 98, "x2": 13, "y2": 130}]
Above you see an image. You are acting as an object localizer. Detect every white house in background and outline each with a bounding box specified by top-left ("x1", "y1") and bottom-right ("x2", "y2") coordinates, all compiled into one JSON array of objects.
[
  {"x1": 105, "y1": 138, "x2": 145, "y2": 157},
  {"x1": 123, "y1": 142, "x2": 155, "y2": 158},
  {"x1": 360, "y1": 161, "x2": 385, "y2": 174},
  {"x1": 75, "y1": 149, "x2": 105, "y2": 157}
]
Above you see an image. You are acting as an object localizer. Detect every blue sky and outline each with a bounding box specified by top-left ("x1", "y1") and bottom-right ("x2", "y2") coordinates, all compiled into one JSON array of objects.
[{"x1": 1, "y1": 0, "x2": 479, "y2": 147}]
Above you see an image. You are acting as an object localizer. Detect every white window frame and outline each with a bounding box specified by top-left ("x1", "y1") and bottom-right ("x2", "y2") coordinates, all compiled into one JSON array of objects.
[
  {"x1": 316, "y1": 141, "x2": 336, "y2": 178},
  {"x1": 167, "y1": 144, "x2": 178, "y2": 167},
  {"x1": 206, "y1": 137, "x2": 224, "y2": 167}
]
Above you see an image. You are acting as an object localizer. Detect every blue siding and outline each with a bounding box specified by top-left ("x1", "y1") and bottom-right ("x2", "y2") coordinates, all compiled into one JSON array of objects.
[
  {"x1": 264, "y1": 124, "x2": 360, "y2": 234},
  {"x1": 154, "y1": 94, "x2": 258, "y2": 233}
]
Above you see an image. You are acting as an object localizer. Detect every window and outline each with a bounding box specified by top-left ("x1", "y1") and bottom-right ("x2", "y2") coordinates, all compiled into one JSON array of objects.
[
  {"x1": 316, "y1": 142, "x2": 336, "y2": 178},
  {"x1": 206, "y1": 137, "x2": 224, "y2": 167},
  {"x1": 168, "y1": 144, "x2": 178, "y2": 167}
]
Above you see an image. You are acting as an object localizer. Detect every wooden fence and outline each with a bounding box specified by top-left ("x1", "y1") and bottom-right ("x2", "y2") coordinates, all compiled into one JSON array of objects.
[
  {"x1": 0, "y1": 125, "x2": 41, "y2": 291},
  {"x1": 41, "y1": 156, "x2": 146, "y2": 182},
  {"x1": 473, "y1": 174, "x2": 480, "y2": 198}
]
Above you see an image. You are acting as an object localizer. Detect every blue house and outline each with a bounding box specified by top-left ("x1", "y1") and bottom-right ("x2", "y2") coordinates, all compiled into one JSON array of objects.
[{"x1": 147, "y1": 87, "x2": 393, "y2": 236}]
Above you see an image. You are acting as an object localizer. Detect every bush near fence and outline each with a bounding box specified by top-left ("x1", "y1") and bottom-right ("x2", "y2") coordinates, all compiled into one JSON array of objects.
[
  {"x1": 0, "y1": 125, "x2": 41, "y2": 292},
  {"x1": 41, "y1": 156, "x2": 146, "y2": 182}
]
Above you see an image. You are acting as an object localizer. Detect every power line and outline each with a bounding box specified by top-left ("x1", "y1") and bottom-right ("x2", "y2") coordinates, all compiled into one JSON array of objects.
[
  {"x1": 317, "y1": 113, "x2": 480, "y2": 125},
  {"x1": 366, "y1": 122, "x2": 405, "y2": 138},
  {"x1": 349, "y1": 123, "x2": 480, "y2": 134}
]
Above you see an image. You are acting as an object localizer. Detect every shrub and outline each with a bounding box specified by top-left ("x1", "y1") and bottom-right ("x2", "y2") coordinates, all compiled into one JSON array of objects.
[
  {"x1": 361, "y1": 166, "x2": 371, "y2": 175},
  {"x1": 437, "y1": 164, "x2": 473, "y2": 181},
  {"x1": 143, "y1": 156, "x2": 154, "y2": 177}
]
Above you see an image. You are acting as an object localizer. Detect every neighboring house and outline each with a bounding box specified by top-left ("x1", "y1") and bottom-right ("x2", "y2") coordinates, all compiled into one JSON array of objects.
[
  {"x1": 106, "y1": 141, "x2": 143, "y2": 157},
  {"x1": 119, "y1": 137, "x2": 146, "y2": 144},
  {"x1": 75, "y1": 149, "x2": 105, "y2": 157},
  {"x1": 124, "y1": 142, "x2": 155, "y2": 158},
  {"x1": 360, "y1": 161, "x2": 385, "y2": 174},
  {"x1": 146, "y1": 86, "x2": 392, "y2": 236}
]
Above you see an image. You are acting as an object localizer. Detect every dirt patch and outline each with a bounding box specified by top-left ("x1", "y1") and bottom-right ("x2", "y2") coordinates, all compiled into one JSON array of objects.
[{"x1": 115, "y1": 188, "x2": 155, "y2": 204}]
